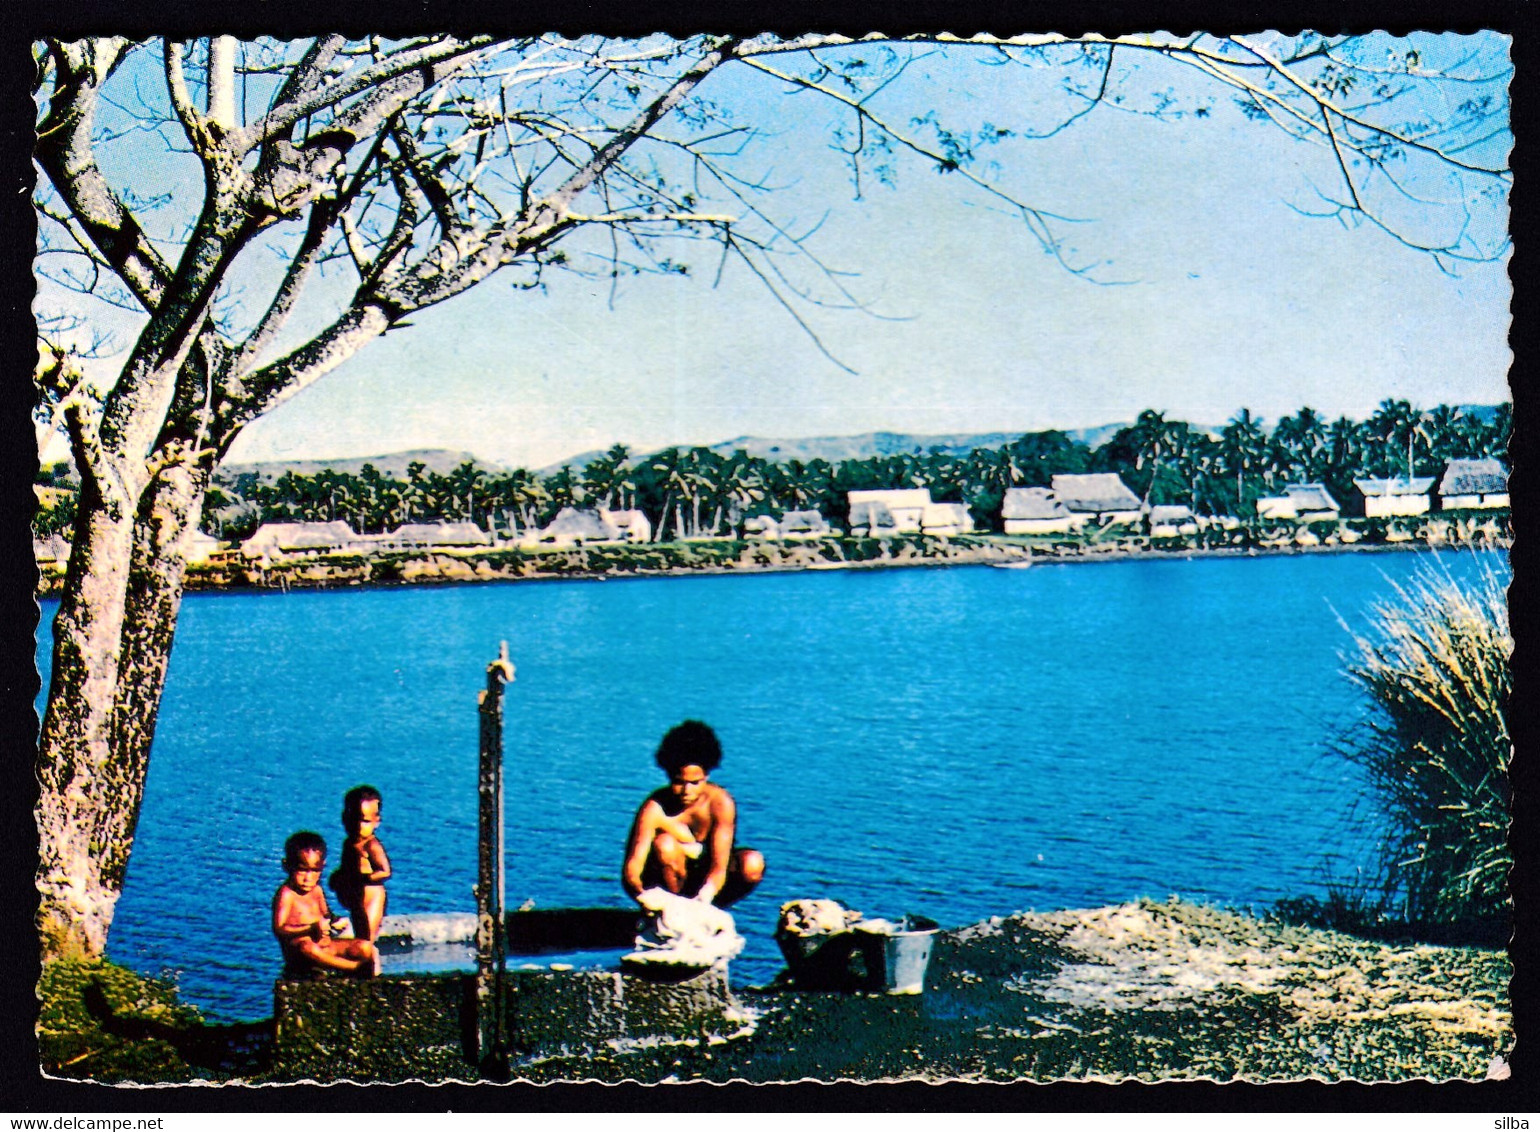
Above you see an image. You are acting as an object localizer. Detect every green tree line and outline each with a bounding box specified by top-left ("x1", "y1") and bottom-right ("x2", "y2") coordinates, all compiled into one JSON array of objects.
[{"x1": 37, "y1": 399, "x2": 1511, "y2": 543}]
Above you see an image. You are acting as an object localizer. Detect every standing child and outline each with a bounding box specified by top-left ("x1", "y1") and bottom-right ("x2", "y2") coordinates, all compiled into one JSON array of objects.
[
  {"x1": 272, "y1": 831, "x2": 376, "y2": 977},
  {"x1": 331, "y1": 785, "x2": 392, "y2": 942}
]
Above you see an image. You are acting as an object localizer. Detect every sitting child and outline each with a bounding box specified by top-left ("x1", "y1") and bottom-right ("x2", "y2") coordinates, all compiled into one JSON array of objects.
[
  {"x1": 330, "y1": 785, "x2": 392, "y2": 942},
  {"x1": 273, "y1": 831, "x2": 376, "y2": 977}
]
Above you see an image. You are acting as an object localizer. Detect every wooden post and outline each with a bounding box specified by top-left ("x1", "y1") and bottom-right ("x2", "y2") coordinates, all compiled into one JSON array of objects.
[{"x1": 475, "y1": 642, "x2": 515, "y2": 1073}]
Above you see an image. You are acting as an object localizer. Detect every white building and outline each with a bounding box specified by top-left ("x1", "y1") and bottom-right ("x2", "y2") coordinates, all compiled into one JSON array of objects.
[
  {"x1": 1255, "y1": 484, "x2": 1341, "y2": 523},
  {"x1": 600, "y1": 508, "x2": 652, "y2": 543},
  {"x1": 1437, "y1": 458, "x2": 1509, "y2": 510},
  {"x1": 1000, "y1": 487, "x2": 1078, "y2": 535},
  {"x1": 847, "y1": 500, "x2": 896, "y2": 537},
  {"x1": 921, "y1": 501, "x2": 974, "y2": 536},
  {"x1": 1353, "y1": 477, "x2": 1435, "y2": 518},
  {"x1": 776, "y1": 510, "x2": 832, "y2": 538},
  {"x1": 1147, "y1": 504, "x2": 1199, "y2": 537},
  {"x1": 846, "y1": 488, "x2": 931, "y2": 533},
  {"x1": 742, "y1": 515, "x2": 779, "y2": 539},
  {"x1": 528, "y1": 507, "x2": 625, "y2": 548}
]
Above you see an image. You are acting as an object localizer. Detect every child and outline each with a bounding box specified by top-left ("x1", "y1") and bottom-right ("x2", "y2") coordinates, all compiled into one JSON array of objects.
[
  {"x1": 272, "y1": 831, "x2": 376, "y2": 977},
  {"x1": 331, "y1": 785, "x2": 392, "y2": 942}
]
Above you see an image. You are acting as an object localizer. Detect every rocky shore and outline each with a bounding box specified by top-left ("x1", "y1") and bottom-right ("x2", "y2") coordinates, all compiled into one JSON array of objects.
[
  {"x1": 33, "y1": 527, "x2": 1510, "y2": 599},
  {"x1": 518, "y1": 899, "x2": 1512, "y2": 1085}
]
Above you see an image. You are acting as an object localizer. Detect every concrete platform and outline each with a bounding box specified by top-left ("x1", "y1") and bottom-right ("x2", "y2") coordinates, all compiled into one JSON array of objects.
[{"x1": 272, "y1": 965, "x2": 741, "y2": 1081}]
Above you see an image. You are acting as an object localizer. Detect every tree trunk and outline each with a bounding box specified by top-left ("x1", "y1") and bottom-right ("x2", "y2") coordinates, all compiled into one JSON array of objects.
[
  {"x1": 37, "y1": 481, "x2": 140, "y2": 957},
  {"x1": 37, "y1": 448, "x2": 211, "y2": 959},
  {"x1": 652, "y1": 492, "x2": 672, "y2": 542}
]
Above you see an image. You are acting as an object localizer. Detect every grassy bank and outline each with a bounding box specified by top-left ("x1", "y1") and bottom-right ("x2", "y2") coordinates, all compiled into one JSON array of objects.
[
  {"x1": 38, "y1": 899, "x2": 1509, "y2": 1084},
  {"x1": 38, "y1": 957, "x2": 269, "y2": 1083}
]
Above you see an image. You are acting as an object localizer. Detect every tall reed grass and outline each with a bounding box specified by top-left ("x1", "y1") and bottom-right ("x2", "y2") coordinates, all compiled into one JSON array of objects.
[{"x1": 1344, "y1": 554, "x2": 1511, "y2": 938}]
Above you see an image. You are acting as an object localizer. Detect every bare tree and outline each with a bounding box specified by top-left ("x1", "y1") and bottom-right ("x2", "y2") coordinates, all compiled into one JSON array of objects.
[{"x1": 32, "y1": 32, "x2": 1509, "y2": 956}]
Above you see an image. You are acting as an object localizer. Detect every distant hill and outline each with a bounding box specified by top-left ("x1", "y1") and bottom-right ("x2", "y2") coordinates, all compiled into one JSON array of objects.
[
  {"x1": 542, "y1": 426, "x2": 1131, "y2": 473},
  {"x1": 218, "y1": 448, "x2": 500, "y2": 483},
  {"x1": 202, "y1": 404, "x2": 1509, "y2": 484},
  {"x1": 1458, "y1": 403, "x2": 1506, "y2": 424}
]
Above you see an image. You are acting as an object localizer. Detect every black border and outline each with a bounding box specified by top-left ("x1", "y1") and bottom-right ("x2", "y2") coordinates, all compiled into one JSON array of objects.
[{"x1": 2, "y1": 0, "x2": 1532, "y2": 1115}]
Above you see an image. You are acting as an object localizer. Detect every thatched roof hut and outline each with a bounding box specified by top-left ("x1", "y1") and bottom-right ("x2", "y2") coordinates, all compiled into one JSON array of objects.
[
  {"x1": 847, "y1": 488, "x2": 930, "y2": 532},
  {"x1": 1049, "y1": 473, "x2": 1141, "y2": 519},
  {"x1": 243, "y1": 521, "x2": 360, "y2": 556},
  {"x1": 385, "y1": 521, "x2": 492, "y2": 548},
  {"x1": 535, "y1": 507, "x2": 622, "y2": 545},
  {"x1": 743, "y1": 514, "x2": 779, "y2": 538},
  {"x1": 1148, "y1": 504, "x2": 1195, "y2": 524},
  {"x1": 921, "y1": 501, "x2": 974, "y2": 534},
  {"x1": 1001, "y1": 487, "x2": 1068, "y2": 520},
  {"x1": 599, "y1": 509, "x2": 652, "y2": 542},
  {"x1": 1001, "y1": 487, "x2": 1077, "y2": 534},
  {"x1": 1438, "y1": 458, "x2": 1508, "y2": 498}
]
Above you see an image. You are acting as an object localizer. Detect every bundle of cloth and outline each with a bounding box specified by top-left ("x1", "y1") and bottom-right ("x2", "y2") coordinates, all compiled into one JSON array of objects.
[
  {"x1": 777, "y1": 898, "x2": 865, "y2": 938},
  {"x1": 623, "y1": 888, "x2": 745, "y2": 970}
]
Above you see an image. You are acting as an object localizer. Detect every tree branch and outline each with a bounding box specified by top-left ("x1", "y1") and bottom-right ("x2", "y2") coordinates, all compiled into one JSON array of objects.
[
  {"x1": 237, "y1": 35, "x2": 500, "y2": 150},
  {"x1": 35, "y1": 38, "x2": 175, "y2": 309},
  {"x1": 163, "y1": 40, "x2": 211, "y2": 150},
  {"x1": 226, "y1": 194, "x2": 340, "y2": 384},
  {"x1": 224, "y1": 299, "x2": 394, "y2": 432}
]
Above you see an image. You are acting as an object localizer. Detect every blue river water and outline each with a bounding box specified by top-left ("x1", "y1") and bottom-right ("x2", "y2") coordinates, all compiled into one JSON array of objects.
[{"x1": 36, "y1": 549, "x2": 1502, "y2": 1021}]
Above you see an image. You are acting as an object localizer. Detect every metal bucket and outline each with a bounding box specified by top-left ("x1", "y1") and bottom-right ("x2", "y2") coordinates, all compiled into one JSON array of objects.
[
  {"x1": 778, "y1": 914, "x2": 940, "y2": 994},
  {"x1": 870, "y1": 915, "x2": 940, "y2": 995}
]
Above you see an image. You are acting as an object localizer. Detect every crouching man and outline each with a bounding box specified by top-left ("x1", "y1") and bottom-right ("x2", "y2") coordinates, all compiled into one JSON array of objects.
[{"x1": 622, "y1": 720, "x2": 765, "y2": 907}]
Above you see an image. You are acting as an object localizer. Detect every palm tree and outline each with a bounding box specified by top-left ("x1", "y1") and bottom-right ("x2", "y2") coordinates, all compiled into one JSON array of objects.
[
  {"x1": 1272, "y1": 407, "x2": 1327, "y2": 484},
  {"x1": 1367, "y1": 398, "x2": 1429, "y2": 479},
  {"x1": 767, "y1": 458, "x2": 828, "y2": 513},
  {"x1": 404, "y1": 460, "x2": 430, "y2": 521},
  {"x1": 1424, "y1": 404, "x2": 1471, "y2": 463},
  {"x1": 1218, "y1": 409, "x2": 1268, "y2": 515},
  {"x1": 444, "y1": 461, "x2": 489, "y2": 527},
  {"x1": 1127, "y1": 409, "x2": 1189, "y2": 502},
  {"x1": 684, "y1": 448, "x2": 726, "y2": 536},
  {"x1": 1177, "y1": 429, "x2": 1223, "y2": 514},
  {"x1": 484, "y1": 468, "x2": 547, "y2": 536},
  {"x1": 641, "y1": 448, "x2": 692, "y2": 541},
  {"x1": 582, "y1": 444, "x2": 635, "y2": 510},
  {"x1": 1479, "y1": 402, "x2": 1512, "y2": 461},
  {"x1": 1004, "y1": 430, "x2": 1091, "y2": 486},
  {"x1": 710, "y1": 450, "x2": 768, "y2": 535}
]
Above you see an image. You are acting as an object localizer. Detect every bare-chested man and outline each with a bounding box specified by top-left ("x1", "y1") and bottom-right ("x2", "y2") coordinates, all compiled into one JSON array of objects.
[{"x1": 622, "y1": 720, "x2": 765, "y2": 907}]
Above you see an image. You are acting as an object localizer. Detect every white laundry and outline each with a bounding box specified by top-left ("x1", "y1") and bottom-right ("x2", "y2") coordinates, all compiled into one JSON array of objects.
[{"x1": 623, "y1": 887, "x2": 745, "y2": 969}]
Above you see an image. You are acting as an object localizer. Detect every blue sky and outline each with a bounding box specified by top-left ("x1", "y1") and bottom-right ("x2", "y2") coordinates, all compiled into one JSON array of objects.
[{"x1": 40, "y1": 34, "x2": 1513, "y2": 471}]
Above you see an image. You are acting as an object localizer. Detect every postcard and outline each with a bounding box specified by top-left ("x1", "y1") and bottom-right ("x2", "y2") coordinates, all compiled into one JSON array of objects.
[{"x1": 24, "y1": 27, "x2": 1513, "y2": 1096}]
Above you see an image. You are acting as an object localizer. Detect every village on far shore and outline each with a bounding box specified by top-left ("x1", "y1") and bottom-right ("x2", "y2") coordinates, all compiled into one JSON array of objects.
[{"x1": 33, "y1": 453, "x2": 1511, "y2": 593}]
